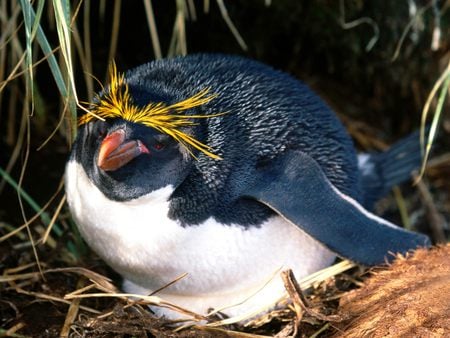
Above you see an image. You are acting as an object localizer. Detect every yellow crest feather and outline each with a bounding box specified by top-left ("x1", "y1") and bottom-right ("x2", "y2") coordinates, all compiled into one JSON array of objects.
[{"x1": 79, "y1": 62, "x2": 223, "y2": 159}]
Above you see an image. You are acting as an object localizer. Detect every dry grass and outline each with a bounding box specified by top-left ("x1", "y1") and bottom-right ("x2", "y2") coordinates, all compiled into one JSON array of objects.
[
  {"x1": 1, "y1": 1, "x2": 449, "y2": 337},
  {"x1": 0, "y1": 254, "x2": 359, "y2": 337}
]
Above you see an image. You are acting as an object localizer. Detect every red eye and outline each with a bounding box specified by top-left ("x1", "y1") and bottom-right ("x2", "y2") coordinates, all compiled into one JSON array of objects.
[
  {"x1": 154, "y1": 143, "x2": 165, "y2": 151},
  {"x1": 98, "y1": 129, "x2": 106, "y2": 139},
  {"x1": 95, "y1": 122, "x2": 107, "y2": 139}
]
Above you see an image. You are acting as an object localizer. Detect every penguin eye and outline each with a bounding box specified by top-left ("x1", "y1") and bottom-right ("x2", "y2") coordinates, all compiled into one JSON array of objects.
[
  {"x1": 95, "y1": 122, "x2": 107, "y2": 139},
  {"x1": 152, "y1": 134, "x2": 170, "y2": 151},
  {"x1": 153, "y1": 142, "x2": 165, "y2": 151}
]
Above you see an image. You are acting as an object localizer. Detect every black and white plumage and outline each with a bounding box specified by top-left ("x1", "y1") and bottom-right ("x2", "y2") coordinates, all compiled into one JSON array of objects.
[{"x1": 65, "y1": 54, "x2": 430, "y2": 319}]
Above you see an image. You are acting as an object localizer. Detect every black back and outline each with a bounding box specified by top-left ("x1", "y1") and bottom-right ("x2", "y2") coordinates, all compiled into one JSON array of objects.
[{"x1": 73, "y1": 54, "x2": 360, "y2": 226}]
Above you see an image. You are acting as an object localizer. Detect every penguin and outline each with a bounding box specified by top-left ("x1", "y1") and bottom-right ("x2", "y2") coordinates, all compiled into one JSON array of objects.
[{"x1": 65, "y1": 54, "x2": 430, "y2": 319}]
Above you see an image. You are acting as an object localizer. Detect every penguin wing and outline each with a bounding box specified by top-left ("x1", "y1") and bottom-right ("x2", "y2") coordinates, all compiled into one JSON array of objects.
[{"x1": 244, "y1": 151, "x2": 430, "y2": 266}]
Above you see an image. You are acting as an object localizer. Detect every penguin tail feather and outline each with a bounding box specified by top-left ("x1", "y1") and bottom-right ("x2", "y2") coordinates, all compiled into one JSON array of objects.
[{"x1": 358, "y1": 130, "x2": 424, "y2": 210}]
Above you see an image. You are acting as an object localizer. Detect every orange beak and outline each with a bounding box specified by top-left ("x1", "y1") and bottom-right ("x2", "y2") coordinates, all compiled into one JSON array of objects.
[{"x1": 97, "y1": 129, "x2": 149, "y2": 171}]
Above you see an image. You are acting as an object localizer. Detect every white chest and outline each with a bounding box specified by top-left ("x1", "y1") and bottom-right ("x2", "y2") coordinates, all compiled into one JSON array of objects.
[{"x1": 65, "y1": 160, "x2": 335, "y2": 318}]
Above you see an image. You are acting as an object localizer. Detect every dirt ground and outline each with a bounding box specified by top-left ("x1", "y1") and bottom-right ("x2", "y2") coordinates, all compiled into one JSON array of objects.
[{"x1": 1, "y1": 2, "x2": 450, "y2": 337}]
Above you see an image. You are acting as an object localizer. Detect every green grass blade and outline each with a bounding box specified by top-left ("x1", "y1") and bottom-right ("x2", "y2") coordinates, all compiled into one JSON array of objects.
[
  {"x1": 52, "y1": 0, "x2": 80, "y2": 137},
  {"x1": 19, "y1": 0, "x2": 78, "y2": 137},
  {"x1": 30, "y1": 0, "x2": 45, "y2": 40},
  {"x1": 417, "y1": 67, "x2": 450, "y2": 180},
  {"x1": 0, "y1": 166, "x2": 63, "y2": 237},
  {"x1": 18, "y1": 0, "x2": 34, "y2": 111},
  {"x1": 18, "y1": 1, "x2": 68, "y2": 99},
  {"x1": 420, "y1": 73, "x2": 450, "y2": 177},
  {"x1": 36, "y1": 25, "x2": 68, "y2": 97},
  {"x1": 52, "y1": 0, "x2": 73, "y2": 79}
]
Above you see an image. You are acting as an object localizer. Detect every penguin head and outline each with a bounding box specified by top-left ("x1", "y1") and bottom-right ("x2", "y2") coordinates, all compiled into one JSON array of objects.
[
  {"x1": 72, "y1": 63, "x2": 219, "y2": 201},
  {"x1": 74, "y1": 118, "x2": 192, "y2": 201}
]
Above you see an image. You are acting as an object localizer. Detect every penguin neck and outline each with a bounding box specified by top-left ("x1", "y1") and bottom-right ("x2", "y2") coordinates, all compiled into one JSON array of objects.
[{"x1": 77, "y1": 152, "x2": 192, "y2": 203}]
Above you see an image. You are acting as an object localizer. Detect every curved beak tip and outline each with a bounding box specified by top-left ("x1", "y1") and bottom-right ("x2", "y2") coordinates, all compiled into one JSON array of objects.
[{"x1": 97, "y1": 129, "x2": 149, "y2": 171}]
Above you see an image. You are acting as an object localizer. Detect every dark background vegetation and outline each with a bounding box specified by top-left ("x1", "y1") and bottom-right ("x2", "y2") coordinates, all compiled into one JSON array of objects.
[{"x1": 1, "y1": 1, "x2": 449, "y2": 337}]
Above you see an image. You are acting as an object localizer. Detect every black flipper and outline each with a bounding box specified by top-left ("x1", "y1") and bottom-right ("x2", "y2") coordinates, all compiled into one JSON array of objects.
[
  {"x1": 358, "y1": 131, "x2": 423, "y2": 210},
  {"x1": 244, "y1": 151, "x2": 430, "y2": 266}
]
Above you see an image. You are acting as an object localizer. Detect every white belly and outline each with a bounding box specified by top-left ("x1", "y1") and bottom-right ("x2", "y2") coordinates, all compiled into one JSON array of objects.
[{"x1": 65, "y1": 160, "x2": 335, "y2": 319}]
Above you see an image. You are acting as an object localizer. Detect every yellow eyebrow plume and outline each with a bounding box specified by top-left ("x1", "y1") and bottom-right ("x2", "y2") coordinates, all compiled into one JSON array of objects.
[{"x1": 79, "y1": 62, "x2": 223, "y2": 159}]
